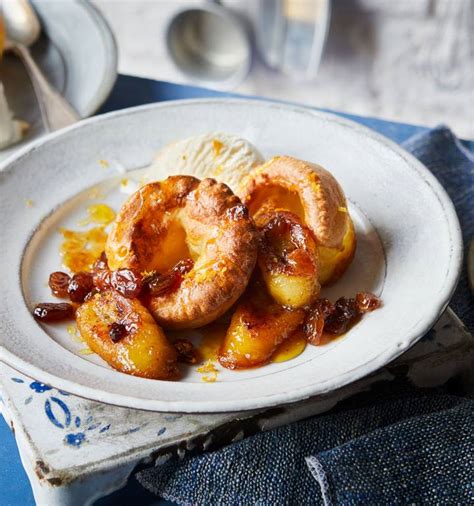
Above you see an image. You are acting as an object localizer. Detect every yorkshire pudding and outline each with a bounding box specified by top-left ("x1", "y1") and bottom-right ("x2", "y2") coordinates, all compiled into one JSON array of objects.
[
  {"x1": 240, "y1": 156, "x2": 356, "y2": 285},
  {"x1": 106, "y1": 176, "x2": 258, "y2": 329}
]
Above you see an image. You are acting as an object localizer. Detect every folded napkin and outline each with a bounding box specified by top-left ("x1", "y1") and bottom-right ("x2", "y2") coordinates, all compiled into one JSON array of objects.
[
  {"x1": 0, "y1": 81, "x2": 27, "y2": 149},
  {"x1": 136, "y1": 126, "x2": 474, "y2": 505}
]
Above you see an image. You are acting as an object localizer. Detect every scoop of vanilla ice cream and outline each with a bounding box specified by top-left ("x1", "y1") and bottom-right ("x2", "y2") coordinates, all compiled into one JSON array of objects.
[{"x1": 146, "y1": 132, "x2": 263, "y2": 193}]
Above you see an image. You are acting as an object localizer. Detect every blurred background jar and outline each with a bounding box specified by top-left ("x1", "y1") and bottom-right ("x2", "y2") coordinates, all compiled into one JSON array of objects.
[
  {"x1": 164, "y1": 0, "x2": 331, "y2": 86},
  {"x1": 256, "y1": 0, "x2": 330, "y2": 80},
  {"x1": 93, "y1": 0, "x2": 473, "y2": 138}
]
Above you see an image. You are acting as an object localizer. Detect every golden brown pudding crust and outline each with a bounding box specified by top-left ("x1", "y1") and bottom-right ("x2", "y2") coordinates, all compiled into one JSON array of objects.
[
  {"x1": 106, "y1": 176, "x2": 259, "y2": 329},
  {"x1": 240, "y1": 155, "x2": 351, "y2": 250}
]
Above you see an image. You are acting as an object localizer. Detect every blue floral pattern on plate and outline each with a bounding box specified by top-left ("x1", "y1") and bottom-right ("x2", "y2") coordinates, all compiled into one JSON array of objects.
[{"x1": 10, "y1": 378, "x2": 113, "y2": 448}]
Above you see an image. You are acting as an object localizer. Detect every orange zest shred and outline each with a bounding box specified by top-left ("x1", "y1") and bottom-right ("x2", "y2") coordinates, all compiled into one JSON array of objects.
[{"x1": 197, "y1": 359, "x2": 218, "y2": 383}]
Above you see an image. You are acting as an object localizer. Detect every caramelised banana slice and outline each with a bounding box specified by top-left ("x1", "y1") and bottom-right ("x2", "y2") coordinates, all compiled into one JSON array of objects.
[
  {"x1": 255, "y1": 210, "x2": 320, "y2": 309},
  {"x1": 218, "y1": 279, "x2": 305, "y2": 369},
  {"x1": 76, "y1": 290, "x2": 179, "y2": 380}
]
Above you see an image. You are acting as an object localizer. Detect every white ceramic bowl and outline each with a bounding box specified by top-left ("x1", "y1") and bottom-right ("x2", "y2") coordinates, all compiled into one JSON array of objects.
[{"x1": 0, "y1": 99, "x2": 462, "y2": 413}]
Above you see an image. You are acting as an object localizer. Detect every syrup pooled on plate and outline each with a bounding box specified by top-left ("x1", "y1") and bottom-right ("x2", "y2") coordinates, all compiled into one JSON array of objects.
[
  {"x1": 60, "y1": 204, "x2": 116, "y2": 273},
  {"x1": 272, "y1": 328, "x2": 307, "y2": 363},
  {"x1": 197, "y1": 322, "x2": 228, "y2": 361},
  {"x1": 60, "y1": 227, "x2": 108, "y2": 273},
  {"x1": 78, "y1": 203, "x2": 116, "y2": 226}
]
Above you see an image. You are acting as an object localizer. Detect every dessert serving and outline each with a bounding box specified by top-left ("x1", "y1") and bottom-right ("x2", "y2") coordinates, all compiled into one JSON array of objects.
[
  {"x1": 0, "y1": 98, "x2": 460, "y2": 412},
  {"x1": 32, "y1": 133, "x2": 381, "y2": 381}
]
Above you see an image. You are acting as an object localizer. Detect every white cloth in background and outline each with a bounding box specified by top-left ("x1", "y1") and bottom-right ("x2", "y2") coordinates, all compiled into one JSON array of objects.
[{"x1": 0, "y1": 81, "x2": 26, "y2": 149}]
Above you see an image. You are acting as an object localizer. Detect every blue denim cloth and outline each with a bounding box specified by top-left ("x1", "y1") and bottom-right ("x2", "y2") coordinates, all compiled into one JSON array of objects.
[
  {"x1": 402, "y1": 127, "x2": 474, "y2": 332},
  {"x1": 307, "y1": 398, "x2": 473, "y2": 505},
  {"x1": 137, "y1": 389, "x2": 473, "y2": 505},
  {"x1": 137, "y1": 128, "x2": 474, "y2": 504}
]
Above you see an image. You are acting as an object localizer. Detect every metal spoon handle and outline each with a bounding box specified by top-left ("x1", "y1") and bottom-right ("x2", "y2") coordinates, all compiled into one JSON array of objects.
[{"x1": 10, "y1": 42, "x2": 80, "y2": 131}]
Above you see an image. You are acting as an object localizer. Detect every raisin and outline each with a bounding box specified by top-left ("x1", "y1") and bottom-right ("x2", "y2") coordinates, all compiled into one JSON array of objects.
[
  {"x1": 173, "y1": 258, "x2": 194, "y2": 276},
  {"x1": 93, "y1": 268, "x2": 112, "y2": 291},
  {"x1": 121, "y1": 310, "x2": 141, "y2": 334},
  {"x1": 316, "y1": 298, "x2": 336, "y2": 319},
  {"x1": 92, "y1": 252, "x2": 111, "y2": 292},
  {"x1": 304, "y1": 298, "x2": 334, "y2": 345},
  {"x1": 304, "y1": 311, "x2": 325, "y2": 345},
  {"x1": 109, "y1": 322, "x2": 128, "y2": 343},
  {"x1": 142, "y1": 260, "x2": 193, "y2": 298},
  {"x1": 110, "y1": 269, "x2": 142, "y2": 298},
  {"x1": 324, "y1": 297, "x2": 359, "y2": 335},
  {"x1": 260, "y1": 212, "x2": 317, "y2": 278},
  {"x1": 356, "y1": 292, "x2": 381, "y2": 313},
  {"x1": 33, "y1": 303, "x2": 74, "y2": 322},
  {"x1": 48, "y1": 271, "x2": 71, "y2": 298},
  {"x1": 84, "y1": 288, "x2": 99, "y2": 302},
  {"x1": 68, "y1": 272, "x2": 95, "y2": 303},
  {"x1": 174, "y1": 339, "x2": 200, "y2": 364},
  {"x1": 144, "y1": 271, "x2": 180, "y2": 297}
]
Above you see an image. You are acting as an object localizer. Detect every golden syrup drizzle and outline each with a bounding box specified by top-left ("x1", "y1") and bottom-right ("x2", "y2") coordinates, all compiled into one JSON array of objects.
[
  {"x1": 271, "y1": 327, "x2": 346, "y2": 364},
  {"x1": 67, "y1": 324, "x2": 84, "y2": 344},
  {"x1": 79, "y1": 348, "x2": 94, "y2": 355},
  {"x1": 318, "y1": 331, "x2": 349, "y2": 346},
  {"x1": 78, "y1": 203, "x2": 116, "y2": 226},
  {"x1": 197, "y1": 322, "x2": 228, "y2": 360},
  {"x1": 272, "y1": 328, "x2": 307, "y2": 363},
  {"x1": 60, "y1": 226, "x2": 107, "y2": 273}
]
